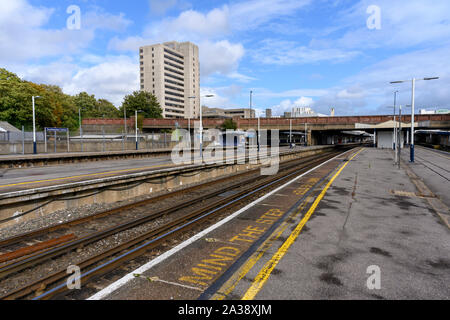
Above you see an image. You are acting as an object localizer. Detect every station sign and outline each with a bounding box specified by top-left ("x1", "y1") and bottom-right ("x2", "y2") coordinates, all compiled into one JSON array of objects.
[{"x1": 45, "y1": 127, "x2": 69, "y2": 133}]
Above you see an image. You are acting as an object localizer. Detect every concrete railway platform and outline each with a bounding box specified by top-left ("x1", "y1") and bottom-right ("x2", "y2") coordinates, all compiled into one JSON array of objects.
[
  {"x1": 0, "y1": 146, "x2": 296, "y2": 193},
  {"x1": 0, "y1": 145, "x2": 329, "y2": 229},
  {"x1": 85, "y1": 147, "x2": 449, "y2": 300}
]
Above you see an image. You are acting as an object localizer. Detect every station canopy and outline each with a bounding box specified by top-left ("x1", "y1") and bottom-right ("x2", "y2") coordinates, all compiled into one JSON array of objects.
[{"x1": 355, "y1": 120, "x2": 417, "y2": 130}]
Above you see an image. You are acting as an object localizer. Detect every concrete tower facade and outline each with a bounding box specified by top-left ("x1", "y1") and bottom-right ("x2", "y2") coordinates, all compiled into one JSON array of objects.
[{"x1": 140, "y1": 41, "x2": 200, "y2": 119}]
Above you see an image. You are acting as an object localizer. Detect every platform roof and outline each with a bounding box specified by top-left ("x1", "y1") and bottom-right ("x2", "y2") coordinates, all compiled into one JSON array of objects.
[{"x1": 355, "y1": 120, "x2": 417, "y2": 130}]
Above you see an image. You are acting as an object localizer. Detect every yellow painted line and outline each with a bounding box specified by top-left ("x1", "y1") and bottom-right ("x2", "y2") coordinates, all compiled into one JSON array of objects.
[
  {"x1": 212, "y1": 195, "x2": 314, "y2": 300},
  {"x1": 0, "y1": 163, "x2": 177, "y2": 189},
  {"x1": 241, "y1": 148, "x2": 364, "y2": 300},
  {"x1": 0, "y1": 152, "x2": 256, "y2": 189}
]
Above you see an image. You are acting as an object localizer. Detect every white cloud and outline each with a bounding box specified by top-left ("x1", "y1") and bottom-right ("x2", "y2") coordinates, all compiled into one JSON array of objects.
[
  {"x1": 254, "y1": 88, "x2": 329, "y2": 98},
  {"x1": 228, "y1": 72, "x2": 258, "y2": 83},
  {"x1": 148, "y1": 7, "x2": 230, "y2": 39},
  {"x1": 200, "y1": 87, "x2": 234, "y2": 108},
  {"x1": 251, "y1": 39, "x2": 360, "y2": 65},
  {"x1": 328, "y1": 0, "x2": 450, "y2": 50},
  {"x1": 63, "y1": 56, "x2": 139, "y2": 106},
  {"x1": 271, "y1": 97, "x2": 315, "y2": 115},
  {"x1": 149, "y1": 0, "x2": 178, "y2": 15},
  {"x1": 0, "y1": 1, "x2": 89, "y2": 62},
  {"x1": 108, "y1": 0, "x2": 314, "y2": 81},
  {"x1": 0, "y1": 0, "x2": 131, "y2": 63},
  {"x1": 200, "y1": 40, "x2": 245, "y2": 77},
  {"x1": 109, "y1": 37, "x2": 248, "y2": 80},
  {"x1": 15, "y1": 55, "x2": 139, "y2": 107},
  {"x1": 83, "y1": 10, "x2": 132, "y2": 32},
  {"x1": 337, "y1": 86, "x2": 365, "y2": 99},
  {"x1": 66, "y1": 58, "x2": 138, "y2": 106},
  {"x1": 16, "y1": 59, "x2": 78, "y2": 86},
  {"x1": 311, "y1": 46, "x2": 450, "y2": 115},
  {"x1": 108, "y1": 36, "x2": 148, "y2": 52},
  {"x1": 229, "y1": 0, "x2": 311, "y2": 31}
]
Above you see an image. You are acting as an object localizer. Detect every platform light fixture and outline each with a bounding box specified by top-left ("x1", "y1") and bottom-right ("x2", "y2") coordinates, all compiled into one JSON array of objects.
[
  {"x1": 189, "y1": 95, "x2": 214, "y2": 157},
  {"x1": 135, "y1": 110, "x2": 144, "y2": 150},
  {"x1": 32, "y1": 96, "x2": 41, "y2": 154}
]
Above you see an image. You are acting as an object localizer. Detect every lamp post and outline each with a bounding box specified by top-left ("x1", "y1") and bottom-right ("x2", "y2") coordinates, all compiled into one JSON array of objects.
[
  {"x1": 390, "y1": 77, "x2": 439, "y2": 162},
  {"x1": 257, "y1": 109, "x2": 266, "y2": 152},
  {"x1": 387, "y1": 97, "x2": 399, "y2": 164},
  {"x1": 187, "y1": 96, "x2": 197, "y2": 146},
  {"x1": 78, "y1": 108, "x2": 84, "y2": 152},
  {"x1": 135, "y1": 110, "x2": 143, "y2": 150},
  {"x1": 305, "y1": 122, "x2": 308, "y2": 146},
  {"x1": 190, "y1": 95, "x2": 214, "y2": 158},
  {"x1": 289, "y1": 119, "x2": 292, "y2": 148},
  {"x1": 398, "y1": 105, "x2": 402, "y2": 169},
  {"x1": 250, "y1": 91, "x2": 253, "y2": 117},
  {"x1": 393, "y1": 91, "x2": 398, "y2": 151},
  {"x1": 32, "y1": 96, "x2": 41, "y2": 154},
  {"x1": 123, "y1": 106, "x2": 127, "y2": 141}
]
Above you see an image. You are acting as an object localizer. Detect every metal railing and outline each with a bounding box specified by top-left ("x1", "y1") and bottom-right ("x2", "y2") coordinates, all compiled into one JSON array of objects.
[{"x1": 0, "y1": 130, "x2": 173, "y2": 155}]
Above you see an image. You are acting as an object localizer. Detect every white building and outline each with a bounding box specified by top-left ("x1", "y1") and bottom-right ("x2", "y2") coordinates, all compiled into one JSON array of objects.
[
  {"x1": 140, "y1": 41, "x2": 200, "y2": 119},
  {"x1": 291, "y1": 107, "x2": 328, "y2": 118}
]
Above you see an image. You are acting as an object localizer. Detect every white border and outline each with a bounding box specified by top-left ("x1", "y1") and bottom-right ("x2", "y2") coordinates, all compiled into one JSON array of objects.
[{"x1": 88, "y1": 149, "x2": 354, "y2": 300}]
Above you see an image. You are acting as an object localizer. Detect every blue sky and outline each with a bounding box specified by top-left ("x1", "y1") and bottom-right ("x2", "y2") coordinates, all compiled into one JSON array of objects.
[{"x1": 1, "y1": 0, "x2": 449, "y2": 116}]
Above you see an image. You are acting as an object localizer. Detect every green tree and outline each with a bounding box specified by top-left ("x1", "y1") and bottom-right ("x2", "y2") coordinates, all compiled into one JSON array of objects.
[
  {"x1": 41, "y1": 84, "x2": 78, "y2": 130},
  {"x1": 74, "y1": 92, "x2": 119, "y2": 121},
  {"x1": 0, "y1": 68, "x2": 120, "y2": 132},
  {"x1": 221, "y1": 118, "x2": 237, "y2": 131},
  {"x1": 74, "y1": 92, "x2": 97, "y2": 118},
  {"x1": 0, "y1": 69, "x2": 57, "y2": 130},
  {"x1": 96, "y1": 99, "x2": 120, "y2": 118},
  {"x1": 119, "y1": 91, "x2": 163, "y2": 119}
]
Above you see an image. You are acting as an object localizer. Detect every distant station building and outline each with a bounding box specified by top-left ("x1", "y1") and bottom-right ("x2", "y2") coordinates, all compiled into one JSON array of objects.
[
  {"x1": 420, "y1": 108, "x2": 450, "y2": 115},
  {"x1": 283, "y1": 107, "x2": 329, "y2": 118},
  {"x1": 416, "y1": 130, "x2": 450, "y2": 151},
  {"x1": 139, "y1": 41, "x2": 200, "y2": 119},
  {"x1": 357, "y1": 120, "x2": 415, "y2": 149},
  {"x1": 202, "y1": 107, "x2": 256, "y2": 119},
  {"x1": 0, "y1": 121, "x2": 21, "y2": 133}
]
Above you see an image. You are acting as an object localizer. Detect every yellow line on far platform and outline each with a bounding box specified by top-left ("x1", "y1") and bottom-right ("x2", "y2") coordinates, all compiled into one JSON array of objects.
[
  {"x1": 241, "y1": 148, "x2": 364, "y2": 300},
  {"x1": 0, "y1": 163, "x2": 176, "y2": 189}
]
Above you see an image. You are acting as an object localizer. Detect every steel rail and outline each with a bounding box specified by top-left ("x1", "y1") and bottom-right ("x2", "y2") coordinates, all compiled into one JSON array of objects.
[
  {"x1": 1, "y1": 148, "x2": 354, "y2": 300},
  {"x1": 0, "y1": 147, "x2": 325, "y2": 250},
  {"x1": 35, "y1": 150, "x2": 346, "y2": 300},
  {"x1": 0, "y1": 151, "x2": 337, "y2": 280}
]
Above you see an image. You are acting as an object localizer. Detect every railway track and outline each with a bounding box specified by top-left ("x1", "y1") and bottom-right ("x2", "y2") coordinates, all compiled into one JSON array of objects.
[
  {"x1": 0, "y1": 147, "x2": 354, "y2": 300},
  {"x1": 413, "y1": 147, "x2": 450, "y2": 182}
]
